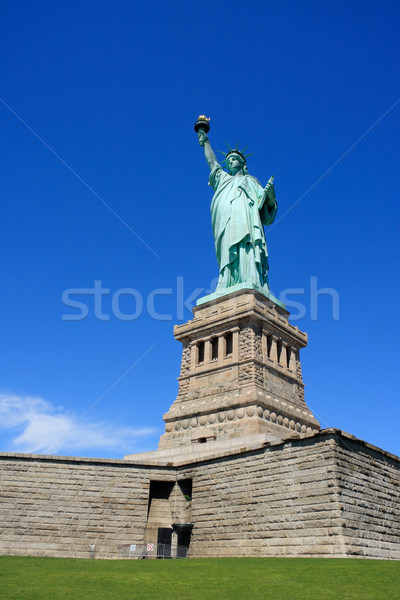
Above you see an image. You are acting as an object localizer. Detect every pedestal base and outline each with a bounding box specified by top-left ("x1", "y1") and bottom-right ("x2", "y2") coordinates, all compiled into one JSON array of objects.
[{"x1": 159, "y1": 288, "x2": 320, "y2": 451}]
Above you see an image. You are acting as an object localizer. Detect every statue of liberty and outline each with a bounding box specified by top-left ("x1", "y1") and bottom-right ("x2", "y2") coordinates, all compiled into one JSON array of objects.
[{"x1": 195, "y1": 117, "x2": 277, "y2": 293}]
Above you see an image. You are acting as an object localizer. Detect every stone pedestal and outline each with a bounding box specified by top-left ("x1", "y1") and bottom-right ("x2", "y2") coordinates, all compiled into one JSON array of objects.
[{"x1": 158, "y1": 288, "x2": 320, "y2": 450}]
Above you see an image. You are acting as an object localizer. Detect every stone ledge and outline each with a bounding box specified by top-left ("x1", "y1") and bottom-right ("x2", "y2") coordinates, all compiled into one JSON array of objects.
[
  {"x1": 0, "y1": 452, "x2": 173, "y2": 470},
  {"x1": 323, "y1": 428, "x2": 400, "y2": 462},
  {"x1": 1, "y1": 428, "x2": 397, "y2": 469}
]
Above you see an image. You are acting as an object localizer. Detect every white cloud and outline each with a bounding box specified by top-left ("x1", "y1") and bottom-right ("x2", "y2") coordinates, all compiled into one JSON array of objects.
[{"x1": 0, "y1": 393, "x2": 155, "y2": 455}]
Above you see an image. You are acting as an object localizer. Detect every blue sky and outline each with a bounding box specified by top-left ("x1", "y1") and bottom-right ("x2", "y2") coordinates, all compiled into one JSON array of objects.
[{"x1": 1, "y1": 0, "x2": 399, "y2": 458}]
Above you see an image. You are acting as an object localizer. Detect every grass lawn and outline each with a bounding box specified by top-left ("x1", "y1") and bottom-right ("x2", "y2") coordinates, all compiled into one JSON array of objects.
[{"x1": 0, "y1": 556, "x2": 399, "y2": 600}]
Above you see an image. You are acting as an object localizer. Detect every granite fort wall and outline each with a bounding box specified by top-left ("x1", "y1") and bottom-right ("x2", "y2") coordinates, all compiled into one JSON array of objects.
[
  {"x1": 0, "y1": 454, "x2": 177, "y2": 559},
  {"x1": 181, "y1": 431, "x2": 400, "y2": 559},
  {"x1": 183, "y1": 433, "x2": 345, "y2": 558},
  {"x1": 333, "y1": 435, "x2": 400, "y2": 559},
  {"x1": 0, "y1": 431, "x2": 399, "y2": 560}
]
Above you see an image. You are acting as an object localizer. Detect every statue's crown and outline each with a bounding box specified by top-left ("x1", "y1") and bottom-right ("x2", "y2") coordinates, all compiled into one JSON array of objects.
[
  {"x1": 226, "y1": 149, "x2": 247, "y2": 163},
  {"x1": 218, "y1": 142, "x2": 252, "y2": 168}
]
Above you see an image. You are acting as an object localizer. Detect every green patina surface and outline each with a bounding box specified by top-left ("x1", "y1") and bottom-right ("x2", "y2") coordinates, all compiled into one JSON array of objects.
[{"x1": 196, "y1": 120, "x2": 278, "y2": 297}]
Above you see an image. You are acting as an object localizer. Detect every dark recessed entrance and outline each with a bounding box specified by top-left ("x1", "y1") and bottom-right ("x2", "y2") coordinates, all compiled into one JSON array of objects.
[{"x1": 157, "y1": 527, "x2": 172, "y2": 558}]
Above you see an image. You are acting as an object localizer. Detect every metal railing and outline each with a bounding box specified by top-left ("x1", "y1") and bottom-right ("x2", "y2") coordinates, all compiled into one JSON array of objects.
[{"x1": 117, "y1": 544, "x2": 189, "y2": 559}]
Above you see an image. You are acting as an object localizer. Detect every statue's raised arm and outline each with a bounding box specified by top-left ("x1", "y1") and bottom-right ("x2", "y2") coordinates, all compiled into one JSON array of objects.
[
  {"x1": 199, "y1": 130, "x2": 218, "y2": 170},
  {"x1": 195, "y1": 116, "x2": 218, "y2": 170},
  {"x1": 194, "y1": 116, "x2": 278, "y2": 294}
]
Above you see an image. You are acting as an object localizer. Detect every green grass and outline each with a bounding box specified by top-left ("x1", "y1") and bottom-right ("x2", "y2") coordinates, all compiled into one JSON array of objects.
[{"x1": 0, "y1": 556, "x2": 399, "y2": 600}]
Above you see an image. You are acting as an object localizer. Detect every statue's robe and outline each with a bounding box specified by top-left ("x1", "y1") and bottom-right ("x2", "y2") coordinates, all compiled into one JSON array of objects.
[{"x1": 209, "y1": 164, "x2": 277, "y2": 290}]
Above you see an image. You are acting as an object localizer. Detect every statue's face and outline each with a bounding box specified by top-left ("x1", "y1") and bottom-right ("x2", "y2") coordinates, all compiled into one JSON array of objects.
[{"x1": 227, "y1": 155, "x2": 243, "y2": 175}]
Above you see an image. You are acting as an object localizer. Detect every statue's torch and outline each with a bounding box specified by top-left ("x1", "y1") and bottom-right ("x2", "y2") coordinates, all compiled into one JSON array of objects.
[{"x1": 194, "y1": 115, "x2": 211, "y2": 145}]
